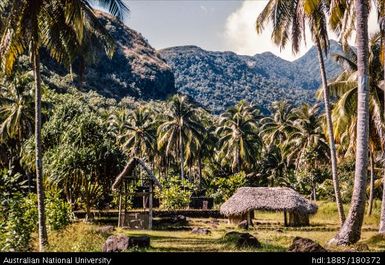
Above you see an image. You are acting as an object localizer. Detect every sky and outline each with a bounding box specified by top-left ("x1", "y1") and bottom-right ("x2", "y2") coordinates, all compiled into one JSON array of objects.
[{"x1": 110, "y1": 0, "x2": 380, "y2": 61}]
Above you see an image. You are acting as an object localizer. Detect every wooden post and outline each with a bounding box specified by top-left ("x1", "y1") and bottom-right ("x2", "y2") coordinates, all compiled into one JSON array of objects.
[
  {"x1": 123, "y1": 179, "x2": 127, "y2": 227},
  {"x1": 118, "y1": 186, "x2": 122, "y2": 227},
  {"x1": 247, "y1": 210, "x2": 251, "y2": 226},
  {"x1": 141, "y1": 174, "x2": 146, "y2": 210},
  {"x1": 149, "y1": 181, "x2": 153, "y2": 230},
  {"x1": 283, "y1": 210, "x2": 288, "y2": 227}
]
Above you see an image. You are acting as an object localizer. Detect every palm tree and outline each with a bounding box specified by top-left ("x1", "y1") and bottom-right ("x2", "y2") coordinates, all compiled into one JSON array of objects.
[
  {"x1": 374, "y1": 0, "x2": 385, "y2": 234},
  {"x1": 261, "y1": 145, "x2": 291, "y2": 187},
  {"x1": 283, "y1": 104, "x2": 330, "y2": 200},
  {"x1": 0, "y1": 0, "x2": 128, "y2": 251},
  {"x1": 120, "y1": 107, "x2": 156, "y2": 159},
  {"x1": 322, "y1": 39, "x2": 384, "y2": 218},
  {"x1": 256, "y1": 0, "x2": 345, "y2": 225},
  {"x1": 0, "y1": 72, "x2": 34, "y2": 144},
  {"x1": 284, "y1": 104, "x2": 329, "y2": 166},
  {"x1": 216, "y1": 100, "x2": 261, "y2": 173},
  {"x1": 260, "y1": 101, "x2": 295, "y2": 147},
  {"x1": 108, "y1": 109, "x2": 130, "y2": 144},
  {"x1": 196, "y1": 113, "x2": 217, "y2": 186},
  {"x1": 157, "y1": 94, "x2": 204, "y2": 180},
  {"x1": 0, "y1": 72, "x2": 35, "y2": 180},
  {"x1": 90, "y1": 0, "x2": 129, "y2": 20},
  {"x1": 329, "y1": 0, "x2": 371, "y2": 246}
]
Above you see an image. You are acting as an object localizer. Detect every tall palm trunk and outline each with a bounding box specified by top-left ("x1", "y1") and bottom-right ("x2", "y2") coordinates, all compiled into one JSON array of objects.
[
  {"x1": 379, "y1": 30, "x2": 385, "y2": 233},
  {"x1": 69, "y1": 64, "x2": 74, "y2": 82},
  {"x1": 179, "y1": 128, "x2": 184, "y2": 180},
  {"x1": 367, "y1": 151, "x2": 375, "y2": 216},
  {"x1": 236, "y1": 144, "x2": 241, "y2": 173},
  {"x1": 330, "y1": 0, "x2": 370, "y2": 245},
  {"x1": 315, "y1": 39, "x2": 346, "y2": 225},
  {"x1": 198, "y1": 155, "x2": 202, "y2": 187},
  {"x1": 32, "y1": 47, "x2": 48, "y2": 251}
]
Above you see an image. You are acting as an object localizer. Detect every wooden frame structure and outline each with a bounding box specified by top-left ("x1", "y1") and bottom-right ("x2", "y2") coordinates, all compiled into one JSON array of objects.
[{"x1": 112, "y1": 158, "x2": 162, "y2": 229}]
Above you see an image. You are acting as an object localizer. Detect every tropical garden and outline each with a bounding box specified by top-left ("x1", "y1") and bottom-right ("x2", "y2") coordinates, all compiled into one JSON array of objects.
[{"x1": 1, "y1": 0, "x2": 385, "y2": 253}]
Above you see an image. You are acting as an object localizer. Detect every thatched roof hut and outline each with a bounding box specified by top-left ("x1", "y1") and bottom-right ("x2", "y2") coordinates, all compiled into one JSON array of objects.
[
  {"x1": 112, "y1": 158, "x2": 161, "y2": 191},
  {"x1": 220, "y1": 187, "x2": 317, "y2": 227}
]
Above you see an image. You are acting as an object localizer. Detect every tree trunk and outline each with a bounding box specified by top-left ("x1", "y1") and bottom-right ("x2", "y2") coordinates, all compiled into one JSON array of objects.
[
  {"x1": 32, "y1": 48, "x2": 48, "y2": 251},
  {"x1": 149, "y1": 182, "x2": 153, "y2": 230},
  {"x1": 368, "y1": 151, "x2": 375, "y2": 216},
  {"x1": 85, "y1": 205, "x2": 91, "y2": 222},
  {"x1": 235, "y1": 146, "x2": 241, "y2": 173},
  {"x1": 79, "y1": 56, "x2": 85, "y2": 88},
  {"x1": 179, "y1": 128, "x2": 184, "y2": 180},
  {"x1": 312, "y1": 181, "x2": 317, "y2": 202},
  {"x1": 69, "y1": 64, "x2": 74, "y2": 82},
  {"x1": 316, "y1": 39, "x2": 346, "y2": 225},
  {"x1": 330, "y1": 0, "x2": 370, "y2": 245},
  {"x1": 379, "y1": 31, "x2": 385, "y2": 233},
  {"x1": 118, "y1": 185, "x2": 122, "y2": 227},
  {"x1": 198, "y1": 155, "x2": 202, "y2": 188}
]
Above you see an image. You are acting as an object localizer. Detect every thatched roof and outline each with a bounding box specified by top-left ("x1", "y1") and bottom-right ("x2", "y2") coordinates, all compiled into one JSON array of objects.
[
  {"x1": 112, "y1": 158, "x2": 162, "y2": 191},
  {"x1": 220, "y1": 187, "x2": 317, "y2": 216}
]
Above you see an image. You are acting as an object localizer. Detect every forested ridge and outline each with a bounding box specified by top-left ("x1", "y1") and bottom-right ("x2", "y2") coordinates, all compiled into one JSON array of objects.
[
  {"x1": 1, "y1": 0, "x2": 385, "y2": 253},
  {"x1": 159, "y1": 41, "x2": 342, "y2": 113}
]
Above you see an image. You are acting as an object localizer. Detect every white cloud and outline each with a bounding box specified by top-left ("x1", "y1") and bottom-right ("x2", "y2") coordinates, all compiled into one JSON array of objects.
[
  {"x1": 224, "y1": 0, "x2": 311, "y2": 61},
  {"x1": 224, "y1": 0, "x2": 379, "y2": 61}
]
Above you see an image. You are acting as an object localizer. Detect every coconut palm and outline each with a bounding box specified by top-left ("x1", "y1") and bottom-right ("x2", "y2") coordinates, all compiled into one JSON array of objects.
[
  {"x1": 374, "y1": 0, "x2": 385, "y2": 234},
  {"x1": 256, "y1": 0, "x2": 345, "y2": 225},
  {"x1": 185, "y1": 109, "x2": 216, "y2": 185},
  {"x1": 216, "y1": 100, "x2": 261, "y2": 173},
  {"x1": 283, "y1": 104, "x2": 330, "y2": 168},
  {"x1": 120, "y1": 107, "x2": 156, "y2": 159},
  {"x1": 157, "y1": 94, "x2": 205, "y2": 180},
  {"x1": 0, "y1": 72, "x2": 35, "y2": 178},
  {"x1": 0, "y1": 73, "x2": 34, "y2": 144},
  {"x1": 90, "y1": 0, "x2": 129, "y2": 20},
  {"x1": 260, "y1": 101, "x2": 295, "y2": 147},
  {"x1": 108, "y1": 109, "x2": 129, "y2": 144},
  {"x1": 0, "y1": 0, "x2": 128, "y2": 251},
  {"x1": 322, "y1": 38, "x2": 384, "y2": 218},
  {"x1": 282, "y1": 104, "x2": 330, "y2": 200},
  {"x1": 329, "y1": 0, "x2": 371, "y2": 246},
  {"x1": 261, "y1": 145, "x2": 291, "y2": 187}
]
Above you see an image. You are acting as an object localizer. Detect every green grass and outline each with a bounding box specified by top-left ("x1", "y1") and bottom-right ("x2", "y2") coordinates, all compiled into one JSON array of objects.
[{"x1": 35, "y1": 201, "x2": 385, "y2": 252}]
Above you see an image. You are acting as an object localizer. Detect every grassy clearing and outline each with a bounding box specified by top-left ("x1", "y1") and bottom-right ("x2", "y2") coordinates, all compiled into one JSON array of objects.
[{"x1": 36, "y1": 201, "x2": 385, "y2": 252}]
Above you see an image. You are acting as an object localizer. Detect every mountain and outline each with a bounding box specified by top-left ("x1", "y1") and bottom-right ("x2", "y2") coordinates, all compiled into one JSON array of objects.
[
  {"x1": 40, "y1": 11, "x2": 176, "y2": 100},
  {"x1": 159, "y1": 41, "x2": 343, "y2": 113}
]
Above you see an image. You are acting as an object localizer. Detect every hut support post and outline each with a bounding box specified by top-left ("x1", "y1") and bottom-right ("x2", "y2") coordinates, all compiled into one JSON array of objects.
[
  {"x1": 247, "y1": 211, "x2": 251, "y2": 226},
  {"x1": 284, "y1": 210, "x2": 288, "y2": 227},
  {"x1": 118, "y1": 186, "x2": 123, "y2": 227},
  {"x1": 149, "y1": 182, "x2": 153, "y2": 230},
  {"x1": 123, "y1": 180, "x2": 127, "y2": 226}
]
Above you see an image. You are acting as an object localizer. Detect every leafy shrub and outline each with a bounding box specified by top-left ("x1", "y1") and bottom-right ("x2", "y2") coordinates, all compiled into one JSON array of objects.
[
  {"x1": 0, "y1": 188, "x2": 74, "y2": 251},
  {"x1": 156, "y1": 176, "x2": 196, "y2": 210},
  {"x1": 318, "y1": 159, "x2": 354, "y2": 203},
  {"x1": 45, "y1": 191, "x2": 73, "y2": 231},
  {"x1": 0, "y1": 169, "x2": 36, "y2": 251},
  {"x1": 207, "y1": 171, "x2": 246, "y2": 204},
  {"x1": 1, "y1": 193, "x2": 38, "y2": 251}
]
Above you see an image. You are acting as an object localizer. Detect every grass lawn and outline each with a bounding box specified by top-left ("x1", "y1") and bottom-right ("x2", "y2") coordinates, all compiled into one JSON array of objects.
[{"x1": 35, "y1": 201, "x2": 385, "y2": 252}]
